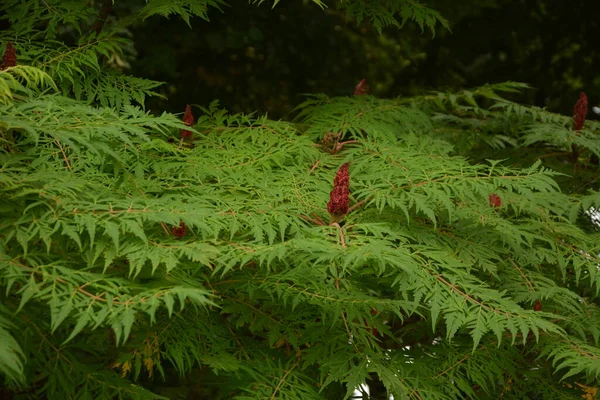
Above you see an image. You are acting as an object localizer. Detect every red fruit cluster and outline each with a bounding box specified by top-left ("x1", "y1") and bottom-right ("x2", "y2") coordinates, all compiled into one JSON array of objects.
[
  {"x1": 363, "y1": 319, "x2": 378, "y2": 336},
  {"x1": 489, "y1": 193, "x2": 502, "y2": 208},
  {"x1": 1, "y1": 42, "x2": 16, "y2": 70},
  {"x1": 327, "y1": 163, "x2": 350, "y2": 216},
  {"x1": 573, "y1": 92, "x2": 588, "y2": 131},
  {"x1": 172, "y1": 221, "x2": 187, "y2": 238},
  {"x1": 353, "y1": 79, "x2": 368, "y2": 96},
  {"x1": 180, "y1": 104, "x2": 194, "y2": 140}
]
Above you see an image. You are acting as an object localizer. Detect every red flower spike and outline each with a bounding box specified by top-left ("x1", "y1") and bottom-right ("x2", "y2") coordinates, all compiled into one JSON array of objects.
[
  {"x1": 172, "y1": 221, "x2": 187, "y2": 238},
  {"x1": 533, "y1": 299, "x2": 542, "y2": 312},
  {"x1": 353, "y1": 79, "x2": 368, "y2": 96},
  {"x1": 1, "y1": 42, "x2": 17, "y2": 70},
  {"x1": 573, "y1": 92, "x2": 588, "y2": 131},
  {"x1": 489, "y1": 193, "x2": 502, "y2": 208},
  {"x1": 327, "y1": 163, "x2": 350, "y2": 216},
  {"x1": 180, "y1": 104, "x2": 194, "y2": 140}
]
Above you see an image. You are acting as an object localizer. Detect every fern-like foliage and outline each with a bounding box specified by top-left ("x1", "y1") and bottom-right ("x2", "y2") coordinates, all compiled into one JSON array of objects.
[
  {"x1": 0, "y1": 304, "x2": 25, "y2": 387},
  {"x1": 2, "y1": 1, "x2": 600, "y2": 399},
  {"x1": 0, "y1": 65, "x2": 56, "y2": 104},
  {"x1": 3, "y1": 70, "x2": 600, "y2": 397},
  {"x1": 252, "y1": 0, "x2": 447, "y2": 33},
  {"x1": 1, "y1": 0, "x2": 97, "y2": 38},
  {"x1": 336, "y1": 0, "x2": 450, "y2": 33},
  {"x1": 0, "y1": 33, "x2": 164, "y2": 108},
  {"x1": 137, "y1": 0, "x2": 227, "y2": 25},
  {"x1": 413, "y1": 82, "x2": 600, "y2": 176}
]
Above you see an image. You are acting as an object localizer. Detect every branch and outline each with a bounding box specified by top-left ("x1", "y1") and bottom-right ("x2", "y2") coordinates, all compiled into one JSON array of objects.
[
  {"x1": 90, "y1": 0, "x2": 113, "y2": 35},
  {"x1": 54, "y1": 139, "x2": 72, "y2": 171},
  {"x1": 270, "y1": 362, "x2": 298, "y2": 400}
]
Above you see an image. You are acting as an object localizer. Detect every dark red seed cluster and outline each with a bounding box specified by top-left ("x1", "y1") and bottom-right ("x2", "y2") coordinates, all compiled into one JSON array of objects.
[
  {"x1": 363, "y1": 319, "x2": 378, "y2": 336},
  {"x1": 322, "y1": 131, "x2": 341, "y2": 146},
  {"x1": 180, "y1": 104, "x2": 194, "y2": 140},
  {"x1": 353, "y1": 79, "x2": 368, "y2": 96},
  {"x1": 573, "y1": 92, "x2": 588, "y2": 131},
  {"x1": 172, "y1": 221, "x2": 187, "y2": 238},
  {"x1": 1, "y1": 42, "x2": 17, "y2": 70},
  {"x1": 533, "y1": 299, "x2": 542, "y2": 311},
  {"x1": 489, "y1": 193, "x2": 502, "y2": 208},
  {"x1": 327, "y1": 163, "x2": 350, "y2": 216}
]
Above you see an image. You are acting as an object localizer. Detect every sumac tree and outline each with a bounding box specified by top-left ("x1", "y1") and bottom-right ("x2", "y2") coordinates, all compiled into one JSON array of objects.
[{"x1": 1, "y1": 1, "x2": 599, "y2": 399}]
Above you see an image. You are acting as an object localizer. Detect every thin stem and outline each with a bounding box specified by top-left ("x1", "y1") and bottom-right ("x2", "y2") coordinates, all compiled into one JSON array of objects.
[
  {"x1": 54, "y1": 139, "x2": 72, "y2": 171},
  {"x1": 270, "y1": 362, "x2": 298, "y2": 400},
  {"x1": 90, "y1": 0, "x2": 113, "y2": 35}
]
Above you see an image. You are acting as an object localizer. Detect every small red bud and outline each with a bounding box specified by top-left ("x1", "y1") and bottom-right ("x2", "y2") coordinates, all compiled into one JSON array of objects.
[
  {"x1": 573, "y1": 92, "x2": 588, "y2": 131},
  {"x1": 180, "y1": 105, "x2": 194, "y2": 140},
  {"x1": 489, "y1": 193, "x2": 502, "y2": 208},
  {"x1": 370, "y1": 308, "x2": 378, "y2": 315},
  {"x1": 1, "y1": 42, "x2": 17, "y2": 70},
  {"x1": 533, "y1": 299, "x2": 542, "y2": 311},
  {"x1": 353, "y1": 79, "x2": 368, "y2": 96},
  {"x1": 172, "y1": 221, "x2": 187, "y2": 238}
]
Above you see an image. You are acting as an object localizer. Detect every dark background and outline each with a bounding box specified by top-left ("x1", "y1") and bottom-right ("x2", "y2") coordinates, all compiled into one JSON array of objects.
[{"x1": 120, "y1": 0, "x2": 600, "y2": 119}]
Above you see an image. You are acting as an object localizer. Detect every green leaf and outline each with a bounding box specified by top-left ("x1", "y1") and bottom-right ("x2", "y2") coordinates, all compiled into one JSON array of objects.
[
  {"x1": 51, "y1": 296, "x2": 74, "y2": 333},
  {"x1": 63, "y1": 312, "x2": 91, "y2": 344},
  {"x1": 104, "y1": 220, "x2": 120, "y2": 251}
]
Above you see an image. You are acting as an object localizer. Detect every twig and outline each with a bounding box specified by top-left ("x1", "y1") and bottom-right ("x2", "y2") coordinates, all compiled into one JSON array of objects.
[
  {"x1": 54, "y1": 139, "x2": 72, "y2": 171},
  {"x1": 341, "y1": 311, "x2": 360, "y2": 353},
  {"x1": 160, "y1": 222, "x2": 171, "y2": 236},
  {"x1": 348, "y1": 198, "x2": 367, "y2": 213},
  {"x1": 270, "y1": 362, "x2": 298, "y2": 400},
  {"x1": 309, "y1": 160, "x2": 320, "y2": 174},
  {"x1": 331, "y1": 222, "x2": 346, "y2": 248},
  {"x1": 227, "y1": 326, "x2": 250, "y2": 360},
  {"x1": 434, "y1": 272, "x2": 516, "y2": 317},
  {"x1": 90, "y1": 0, "x2": 113, "y2": 35},
  {"x1": 433, "y1": 346, "x2": 485, "y2": 379},
  {"x1": 509, "y1": 259, "x2": 534, "y2": 292},
  {"x1": 299, "y1": 213, "x2": 326, "y2": 226}
]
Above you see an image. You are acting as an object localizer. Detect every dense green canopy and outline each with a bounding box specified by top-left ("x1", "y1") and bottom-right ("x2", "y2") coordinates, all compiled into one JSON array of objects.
[{"x1": 1, "y1": 1, "x2": 600, "y2": 399}]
